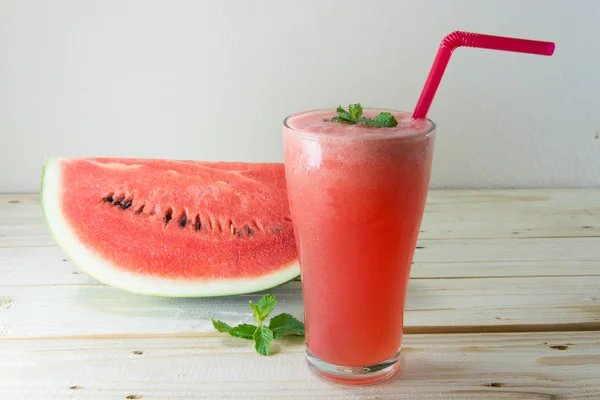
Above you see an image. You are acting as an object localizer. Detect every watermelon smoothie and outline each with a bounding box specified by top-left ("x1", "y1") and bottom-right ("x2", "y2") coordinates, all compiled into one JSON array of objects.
[{"x1": 283, "y1": 108, "x2": 435, "y2": 384}]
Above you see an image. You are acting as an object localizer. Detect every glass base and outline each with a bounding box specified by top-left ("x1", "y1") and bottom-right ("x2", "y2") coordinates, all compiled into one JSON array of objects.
[{"x1": 305, "y1": 348, "x2": 401, "y2": 386}]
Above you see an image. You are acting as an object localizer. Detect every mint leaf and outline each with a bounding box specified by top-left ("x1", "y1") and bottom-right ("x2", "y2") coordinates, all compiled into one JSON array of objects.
[
  {"x1": 212, "y1": 319, "x2": 233, "y2": 333},
  {"x1": 335, "y1": 105, "x2": 357, "y2": 124},
  {"x1": 373, "y1": 112, "x2": 398, "y2": 128},
  {"x1": 349, "y1": 103, "x2": 363, "y2": 120},
  {"x1": 328, "y1": 104, "x2": 399, "y2": 128},
  {"x1": 229, "y1": 324, "x2": 257, "y2": 340},
  {"x1": 250, "y1": 294, "x2": 277, "y2": 323},
  {"x1": 213, "y1": 294, "x2": 304, "y2": 356},
  {"x1": 329, "y1": 116, "x2": 349, "y2": 123},
  {"x1": 253, "y1": 325, "x2": 274, "y2": 356},
  {"x1": 249, "y1": 301, "x2": 261, "y2": 323},
  {"x1": 358, "y1": 116, "x2": 377, "y2": 126},
  {"x1": 256, "y1": 294, "x2": 277, "y2": 320},
  {"x1": 268, "y1": 313, "x2": 305, "y2": 339},
  {"x1": 358, "y1": 113, "x2": 398, "y2": 128}
]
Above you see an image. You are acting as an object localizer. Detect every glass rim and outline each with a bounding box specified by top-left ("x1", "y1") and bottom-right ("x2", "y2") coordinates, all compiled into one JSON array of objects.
[{"x1": 283, "y1": 107, "x2": 436, "y2": 141}]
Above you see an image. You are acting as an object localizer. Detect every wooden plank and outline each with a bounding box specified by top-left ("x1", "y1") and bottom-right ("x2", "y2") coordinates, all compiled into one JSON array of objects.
[
  {"x1": 413, "y1": 237, "x2": 600, "y2": 278},
  {"x1": 1, "y1": 276, "x2": 598, "y2": 338},
  {"x1": 2, "y1": 237, "x2": 599, "y2": 287},
  {"x1": 0, "y1": 331, "x2": 598, "y2": 399},
  {"x1": 419, "y1": 189, "x2": 600, "y2": 240},
  {"x1": 1, "y1": 190, "x2": 599, "y2": 247},
  {"x1": 0, "y1": 246, "x2": 98, "y2": 286},
  {"x1": 0, "y1": 195, "x2": 49, "y2": 247}
]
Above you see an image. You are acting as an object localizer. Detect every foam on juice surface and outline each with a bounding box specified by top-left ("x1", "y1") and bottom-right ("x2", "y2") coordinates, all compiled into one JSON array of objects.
[{"x1": 285, "y1": 109, "x2": 433, "y2": 140}]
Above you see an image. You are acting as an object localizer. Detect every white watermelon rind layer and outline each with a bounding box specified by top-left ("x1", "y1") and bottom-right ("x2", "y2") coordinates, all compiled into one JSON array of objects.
[{"x1": 41, "y1": 157, "x2": 301, "y2": 297}]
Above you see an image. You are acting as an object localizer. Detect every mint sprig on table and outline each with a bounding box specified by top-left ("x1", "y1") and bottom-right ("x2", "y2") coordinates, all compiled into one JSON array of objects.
[
  {"x1": 212, "y1": 294, "x2": 305, "y2": 356},
  {"x1": 327, "y1": 103, "x2": 398, "y2": 128}
]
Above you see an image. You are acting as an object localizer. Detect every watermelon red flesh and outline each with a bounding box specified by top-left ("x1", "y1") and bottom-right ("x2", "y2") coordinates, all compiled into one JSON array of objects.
[{"x1": 41, "y1": 157, "x2": 299, "y2": 297}]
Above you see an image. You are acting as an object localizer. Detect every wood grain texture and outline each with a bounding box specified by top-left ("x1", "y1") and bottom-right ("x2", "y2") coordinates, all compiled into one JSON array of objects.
[
  {"x1": 0, "y1": 190, "x2": 599, "y2": 398},
  {"x1": 0, "y1": 195, "x2": 49, "y2": 247},
  {"x1": 1, "y1": 332, "x2": 599, "y2": 399},
  {"x1": 1, "y1": 190, "x2": 599, "y2": 247},
  {"x1": 1, "y1": 276, "x2": 599, "y2": 338},
  {"x1": 2, "y1": 237, "x2": 600, "y2": 287},
  {"x1": 419, "y1": 189, "x2": 600, "y2": 240}
]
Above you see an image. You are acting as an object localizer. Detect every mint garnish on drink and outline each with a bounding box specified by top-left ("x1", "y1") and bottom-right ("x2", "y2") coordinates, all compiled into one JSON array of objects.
[
  {"x1": 212, "y1": 294, "x2": 305, "y2": 356},
  {"x1": 327, "y1": 103, "x2": 398, "y2": 128}
]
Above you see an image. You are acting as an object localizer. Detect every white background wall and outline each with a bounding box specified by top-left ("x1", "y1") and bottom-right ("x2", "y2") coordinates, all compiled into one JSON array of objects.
[{"x1": 1, "y1": 0, "x2": 599, "y2": 193}]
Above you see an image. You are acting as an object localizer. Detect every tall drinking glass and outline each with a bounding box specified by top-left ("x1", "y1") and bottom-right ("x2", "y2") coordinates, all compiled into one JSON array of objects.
[{"x1": 282, "y1": 108, "x2": 436, "y2": 385}]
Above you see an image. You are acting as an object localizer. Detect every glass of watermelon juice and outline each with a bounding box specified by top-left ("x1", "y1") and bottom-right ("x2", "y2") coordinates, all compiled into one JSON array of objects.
[{"x1": 282, "y1": 108, "x2": 435, "y2": 384}]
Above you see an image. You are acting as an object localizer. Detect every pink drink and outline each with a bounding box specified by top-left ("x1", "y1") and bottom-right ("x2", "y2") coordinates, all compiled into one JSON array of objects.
[{"x1": 283, "y1": 108, "x2": 435, "y2": 384}]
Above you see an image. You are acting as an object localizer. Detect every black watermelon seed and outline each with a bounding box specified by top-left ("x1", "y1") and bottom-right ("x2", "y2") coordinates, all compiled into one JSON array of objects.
[
  {"x1": 246, "y1": 226, "x2": 254, "y2": 236},
  {"x1": 103, "y1": 195, "x2": 114, "y2": 203},
  {"x1": 165, "y1": 211, "x2": 172, "y2": 224},
  {"x1": 113, "y1": 196, "x2": 124, "y2": 206},
  {"x1": 135, "y1": 205, "x2": 145, "y2": 215},
  {"x1": 121, "y1": 200, "x2": 132, "y2": 210},
  {"x1": 179, "y1": 215, "x2": 187, "y2": 228},
  {"x1": 194, "y1": 216, "x2": 202, "y2": 231}
]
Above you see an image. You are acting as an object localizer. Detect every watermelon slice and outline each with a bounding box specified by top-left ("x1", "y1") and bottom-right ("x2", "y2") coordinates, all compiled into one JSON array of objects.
[{"x1": 41, "y1": 157, "x2": 299, "y2": 297}]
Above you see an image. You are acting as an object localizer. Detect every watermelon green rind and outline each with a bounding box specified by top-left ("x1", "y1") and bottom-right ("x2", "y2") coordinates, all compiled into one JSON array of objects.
[{"x1": 40, "y1": 157, "x2": 300, "y2": 297}]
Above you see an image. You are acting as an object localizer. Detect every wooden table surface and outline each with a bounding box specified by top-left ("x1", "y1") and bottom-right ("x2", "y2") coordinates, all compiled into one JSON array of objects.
[{"x1": 1, "y1": 190, "x2": 599, "y2": 399}]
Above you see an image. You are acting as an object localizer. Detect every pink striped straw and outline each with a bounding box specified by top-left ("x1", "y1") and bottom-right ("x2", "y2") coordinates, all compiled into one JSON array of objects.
[{"x1": 412, "y1": 31, "x2": 555, "y2": 119}]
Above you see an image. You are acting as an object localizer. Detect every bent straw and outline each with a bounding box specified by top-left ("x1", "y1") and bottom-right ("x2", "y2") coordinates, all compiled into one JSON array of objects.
[{"x1": 412, "y1": 31, "x2": 555, "y2": 119}]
